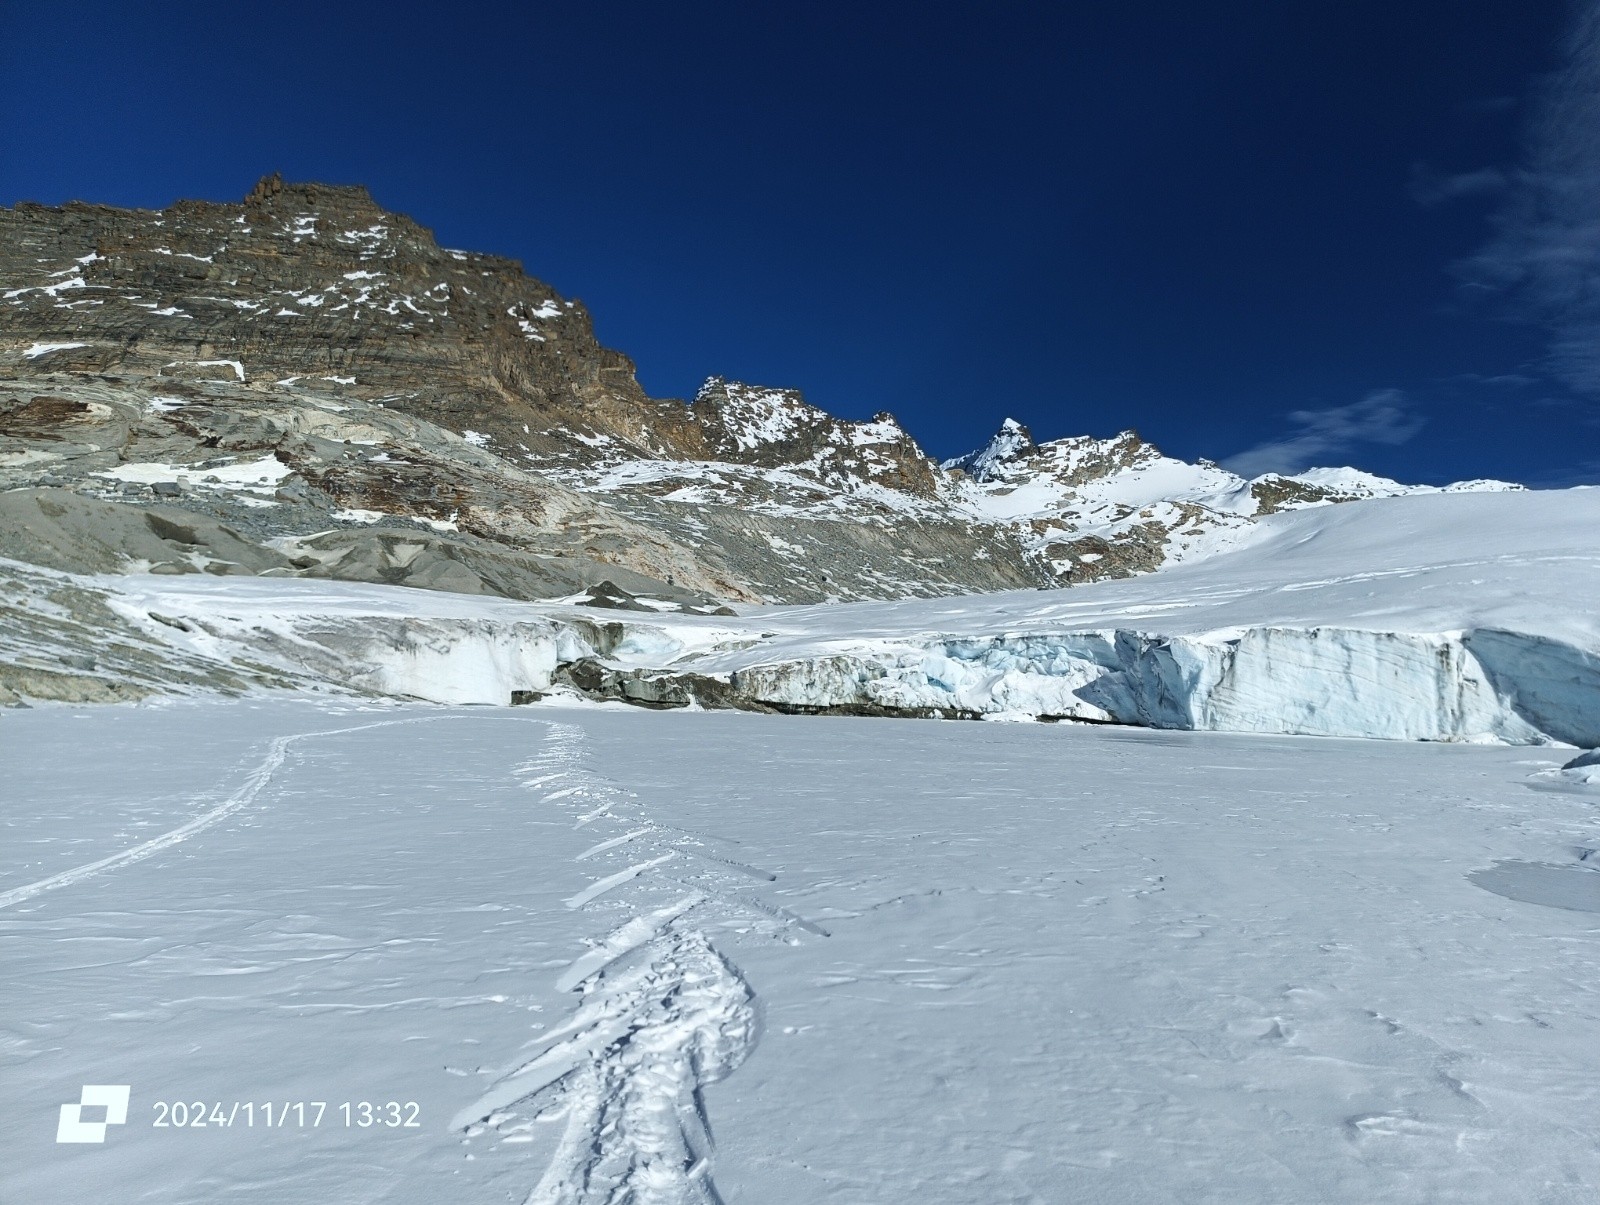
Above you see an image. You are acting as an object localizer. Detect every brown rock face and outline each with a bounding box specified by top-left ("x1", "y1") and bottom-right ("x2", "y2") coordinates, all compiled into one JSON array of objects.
[
  {"x1": 1249, "y1": 475, "x2": 1343, "y2": 514},
  {"x1": 0, "y1": 177, "x2": 678, "y2": 460},
  {"x1": 0, "y1": 179, "x2": 1048, "y2": 603},
  {"x1": 0, "y1": 179, "x2": 963, "y2": 490}
]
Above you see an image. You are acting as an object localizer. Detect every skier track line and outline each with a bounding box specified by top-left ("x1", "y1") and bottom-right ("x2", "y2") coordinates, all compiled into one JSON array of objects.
[{"x1": 0, "y1": 713, "x2": 532, "y2": 911}]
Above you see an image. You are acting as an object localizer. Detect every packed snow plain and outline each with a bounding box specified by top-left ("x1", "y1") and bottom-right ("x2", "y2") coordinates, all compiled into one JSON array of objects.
[
  {"x1": 6, "y1": 487, "x2": 1600, "y2": 1203},
  {"x1": 6, "y1": 703, "x2": 1600, "y2": 1204}
]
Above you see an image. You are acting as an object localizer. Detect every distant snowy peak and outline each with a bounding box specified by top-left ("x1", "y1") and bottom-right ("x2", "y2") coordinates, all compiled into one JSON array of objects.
[
  {"x1": 942, "y1": 417, "x2": 1036, "y2": 481},
  {"x1": 692, "y1": 377, "x2": 812, "y2": 452},
  {"x1": 947, "y1": 421, "x2": 1525, "y2": 514},
  {"x1": 1285, "y1": 466, "x2": 1524, "y2": 499},
  {"x1": 692, "y1": 376, "x2": 914, "y2": 451},
  {"x1": 686, "y1": 376, "x2": 938, "y2": 494},
  {"x1": 948, "y1": 423, "x2": 1174, "y2": 495},
  {"x1": 939, "y1": 422, "x2": 1529, "y2": 585}
]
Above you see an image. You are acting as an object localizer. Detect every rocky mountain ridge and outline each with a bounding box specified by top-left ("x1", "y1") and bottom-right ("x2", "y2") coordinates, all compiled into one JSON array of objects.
[
  {"x1": 945, "y1": 417, "x2": 1522, "y2": 581},
  {"x1": 2, "y1": 177, "x2": 1520, "y2": 608}
]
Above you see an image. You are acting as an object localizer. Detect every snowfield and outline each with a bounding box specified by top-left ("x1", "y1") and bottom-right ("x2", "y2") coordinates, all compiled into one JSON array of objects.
[
  {"x1": 4, "y1": 702, "x2": 1599, "y2": 1203},
  {"x1": 5, "y1": 485, "x2": 1600, "y2": 1201}
]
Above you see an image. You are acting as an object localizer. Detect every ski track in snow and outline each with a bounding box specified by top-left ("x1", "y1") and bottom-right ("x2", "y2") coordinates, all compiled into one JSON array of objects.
[
  {"x1": 0, "y1": 715, "x2": 464, "y2": 911},
  {"x1": 564, "y1": 853, "x2": 679, "y2": 910},
  {"x1": 1, "y1": 711, "x2": 805, "y2": 1201},
  {"x1": 459, "y1": 721, "x2": 818, "y2": 1205}
]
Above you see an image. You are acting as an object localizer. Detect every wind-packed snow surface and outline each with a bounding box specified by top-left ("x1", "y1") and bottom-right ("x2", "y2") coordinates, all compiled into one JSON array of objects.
[{"x1": 4, "y1": 702, "x2": 1599, "y2": 1203}]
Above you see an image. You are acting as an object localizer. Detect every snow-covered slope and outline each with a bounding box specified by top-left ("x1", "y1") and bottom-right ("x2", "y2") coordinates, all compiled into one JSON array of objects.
[{"x1": 943, "y1": 419, "x2": 1524, "y2": 581}]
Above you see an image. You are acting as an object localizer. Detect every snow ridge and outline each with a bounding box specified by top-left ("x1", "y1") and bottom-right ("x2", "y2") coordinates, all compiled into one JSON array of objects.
[{"x1": 455, "y1": 722, "x2": 766, "y2": 1205}]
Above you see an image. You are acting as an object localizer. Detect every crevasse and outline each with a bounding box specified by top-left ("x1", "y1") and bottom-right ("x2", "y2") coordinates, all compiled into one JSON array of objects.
[
  {"x1": 111, "y1": 586, "x2": 1600, "y2": 745},
  {"x1": 723, "y1": 626, "x2": 1600, "y2": 744}
]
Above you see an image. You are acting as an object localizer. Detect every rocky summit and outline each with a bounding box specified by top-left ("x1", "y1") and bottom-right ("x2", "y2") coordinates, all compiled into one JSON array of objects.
[{"x1": 1, "y1": 177, "x2": 1520, "y2": 609}]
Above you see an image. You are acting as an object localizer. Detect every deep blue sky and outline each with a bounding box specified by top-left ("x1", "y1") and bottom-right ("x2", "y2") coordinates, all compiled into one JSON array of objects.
[{"x1": 4, "y1": 1, "x2": 1598, "y2": 484}]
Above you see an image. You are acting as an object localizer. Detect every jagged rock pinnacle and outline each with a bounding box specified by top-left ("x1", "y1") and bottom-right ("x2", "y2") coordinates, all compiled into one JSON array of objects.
[{"x1": 944, "y1": 417, "x2": 1036, "y2": 481}]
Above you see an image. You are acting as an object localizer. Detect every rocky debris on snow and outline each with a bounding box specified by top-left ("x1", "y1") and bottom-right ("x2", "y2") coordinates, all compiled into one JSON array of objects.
[
  {"x1": 568, "y1": 578, "x2": 736, "y2": 615},
  {"x1": 0, "y1": 181, "x2": 1044, "y2": 602},
  {"x1": 0, "y1": 487, "x2": 293, "y2": 577},
  {"x1": 1541, "y1": 747, "x2": 1600, "y2": 788}
]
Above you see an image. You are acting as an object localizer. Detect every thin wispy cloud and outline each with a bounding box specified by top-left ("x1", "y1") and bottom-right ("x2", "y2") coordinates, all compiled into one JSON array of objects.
[
  {"x1": 1222, "y1": 390, "x2": 1425, "y2": 477},
  {"x1": 1409, "y1": 164, "x2": 1508, "y2": 207},
  {"x1": 1458, "y1": 1, "x2": 1600, "y2": 398},
  {"x1": 1447, "y1": 371, "x2": 1538, "y2": 388}
]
